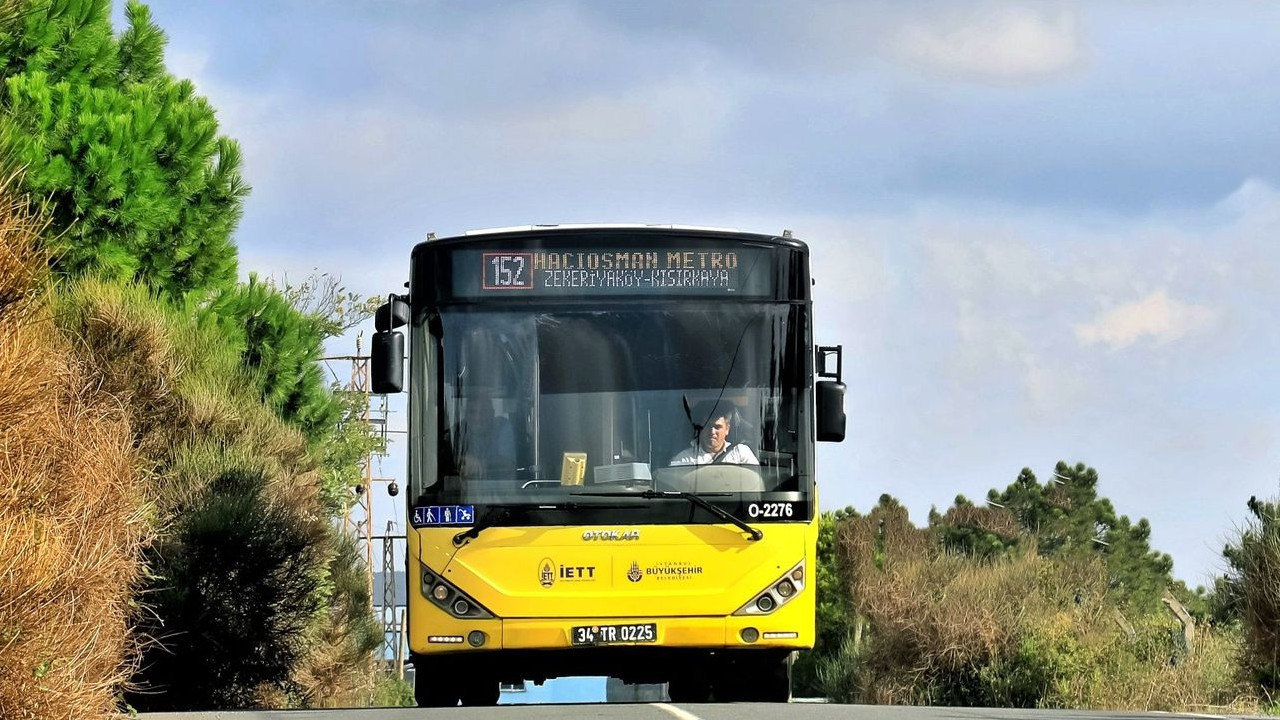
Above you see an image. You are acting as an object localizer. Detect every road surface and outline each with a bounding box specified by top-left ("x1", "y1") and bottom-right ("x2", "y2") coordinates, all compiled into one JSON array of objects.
[{"x1": 139, "y1": 702, "x2": 1262, "y2": 720}]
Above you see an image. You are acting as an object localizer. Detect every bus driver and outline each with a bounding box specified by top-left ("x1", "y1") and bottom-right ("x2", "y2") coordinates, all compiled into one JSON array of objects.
[
  {"x1": 456, "y1": 389, "x2": 516, "y2": 479},
  {"x1": 669, "y1": 400, "x2": 759, "y2": 466}
]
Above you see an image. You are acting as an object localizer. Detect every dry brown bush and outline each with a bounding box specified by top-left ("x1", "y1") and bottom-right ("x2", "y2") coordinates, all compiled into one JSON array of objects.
[
  {"x1": 942, "y1": 504, "x2": 1026, "y2": 543},
  {"x1": 844, "y1": 524, "x2": 1071, "y2": 703},
  {"x1": 0, "y1": 178, "x2": 147, "y2": 719},
  {"x1": 832, "y1": 502, "x2": 1256, "y2": 710}
]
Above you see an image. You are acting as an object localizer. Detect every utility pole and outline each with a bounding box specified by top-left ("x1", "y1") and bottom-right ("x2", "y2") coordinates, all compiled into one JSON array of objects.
[{"x1": 324, "y1": 330, "x2": 408, "y2": 675}]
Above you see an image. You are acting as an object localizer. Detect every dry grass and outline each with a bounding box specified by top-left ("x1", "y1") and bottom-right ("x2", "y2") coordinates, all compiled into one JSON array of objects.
[
  {"x1": 942, "y1": 504, "x2": 1026, "y2": 543},
  {"x1": 54, "y1": 277, "x2": 319, "y2": 520},
  {"x1": 290, "y1": 531, "x2": 381, "y2": 708},
  {"x1": 292, "y1": 613, "x2": 378, "y2": 708},
  {"x1": 54, "y1": 273, "x2": 370, "y2": 711},
  {"x1": 0, "y1": 177, "x2": 148, "y2": 719}
]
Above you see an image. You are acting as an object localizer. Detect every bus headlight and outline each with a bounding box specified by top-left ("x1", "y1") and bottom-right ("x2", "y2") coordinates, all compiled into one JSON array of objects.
[
  {"x1": 733, "y1": 561, "x2": 806, "y2": 616},
  {"x1": 419, "y1": 565, "x2": 495, "y2": 619}
]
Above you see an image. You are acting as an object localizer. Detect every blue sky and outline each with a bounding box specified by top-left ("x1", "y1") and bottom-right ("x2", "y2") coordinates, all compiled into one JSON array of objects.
[{"x1": 125, "y1": 1, "x2": 1280, "y2": 585}]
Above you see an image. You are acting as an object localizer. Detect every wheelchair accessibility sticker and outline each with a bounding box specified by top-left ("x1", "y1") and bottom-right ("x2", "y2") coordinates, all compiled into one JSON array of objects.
[{"x1": 411, "y1": 505, "x2": 475, "y2": 527}]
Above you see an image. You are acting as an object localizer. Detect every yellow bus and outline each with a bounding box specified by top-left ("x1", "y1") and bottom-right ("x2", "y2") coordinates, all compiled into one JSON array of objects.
[{"x1": 371, "y1": 225, "x2": 845, "y2": 706}]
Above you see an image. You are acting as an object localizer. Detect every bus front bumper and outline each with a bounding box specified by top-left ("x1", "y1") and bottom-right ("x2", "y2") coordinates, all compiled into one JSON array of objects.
[{"x1": 413, "y1": 613, "x2": 811, "y2": 655}]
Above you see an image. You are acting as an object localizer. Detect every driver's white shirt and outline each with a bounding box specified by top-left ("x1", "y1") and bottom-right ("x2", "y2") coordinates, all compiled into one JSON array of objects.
[{"x1": 669, "y1": 441, "x2": 759, "y2": 466}]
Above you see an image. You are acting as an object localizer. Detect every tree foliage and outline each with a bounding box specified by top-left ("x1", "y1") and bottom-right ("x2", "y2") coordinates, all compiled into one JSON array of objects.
[
  {"x1": 204, "y1": 274, "x2": 339, "y2": 438},
  {"x1": 1218, "y1": 494, "x2": 1280, "y2": 693},
  {"x1": 0, "y1": 0, "x2": 247, "y2": 300},
  {"x1": 202, "y1": 272, "x2": 383, "y2": 513},
  {"x1": 934, "y1": 462, "x2": 1180, "y2": 612}
]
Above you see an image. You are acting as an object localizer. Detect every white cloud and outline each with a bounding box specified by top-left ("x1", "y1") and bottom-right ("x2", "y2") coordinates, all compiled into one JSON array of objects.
[
  {"x1": 496, "y1": 73, "x2": 740, "y2": 164},
  {"x1": 1074, "y1": 290, "x2": 1217, "y2": 350},
  {"x1": 893, "y1": 4, "x2": 1083, "y2": 82}
]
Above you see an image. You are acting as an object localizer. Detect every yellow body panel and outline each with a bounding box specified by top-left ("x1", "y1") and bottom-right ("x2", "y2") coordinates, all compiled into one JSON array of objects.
[{"x1": 407, "y1": 520, "x2": 818, "y2": 657}]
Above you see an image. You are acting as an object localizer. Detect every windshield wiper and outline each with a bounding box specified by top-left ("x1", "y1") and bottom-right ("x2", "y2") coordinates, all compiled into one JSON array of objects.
[
  {"x1": 453, "y1": 506, "x2": 517, "y2": 548},
  {"x1": 574, "y1": 489, "x2": 764, "y2": 541},
  {"x1": 452, "y1": 501, "x2": 643, "y2": 548}
]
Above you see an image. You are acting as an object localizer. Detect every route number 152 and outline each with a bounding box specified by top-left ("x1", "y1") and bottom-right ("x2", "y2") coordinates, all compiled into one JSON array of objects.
[{"x1": 483, "y1": 253, "x2": 533, "y2": 290}]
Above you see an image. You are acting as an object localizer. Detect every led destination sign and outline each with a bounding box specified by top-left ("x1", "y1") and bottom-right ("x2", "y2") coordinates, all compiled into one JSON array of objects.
[{"x1": 474, "y1": 248, "x2": 766, "y2": 296}]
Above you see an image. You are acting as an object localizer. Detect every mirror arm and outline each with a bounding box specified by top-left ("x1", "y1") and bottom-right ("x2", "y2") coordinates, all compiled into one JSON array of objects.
[{"x1": 816, "y1": 345, "x2": 842, "y2": 384}]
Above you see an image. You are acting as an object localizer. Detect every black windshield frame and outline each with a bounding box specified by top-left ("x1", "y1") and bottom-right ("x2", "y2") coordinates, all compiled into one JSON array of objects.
[{"x1": 406, "y1": 230, "x2": 816, "y2": 526}]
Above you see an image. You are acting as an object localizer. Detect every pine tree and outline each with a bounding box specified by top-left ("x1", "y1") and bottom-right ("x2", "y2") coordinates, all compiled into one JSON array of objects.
[
  {"x1": 936, "y1": 461, "x2": 1179, "y2": 611},
  {"x1": 203, "y1": 274, "x2": 338, "y2": 438},
  {"x1": 0, "y1": 0, "x2": 247, "y2": 300},
  {"x1": 1218, "y1": 495, "x2": 1280, "y2": 691}
]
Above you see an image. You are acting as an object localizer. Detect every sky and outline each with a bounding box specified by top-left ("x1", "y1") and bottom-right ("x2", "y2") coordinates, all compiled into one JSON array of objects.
[{"x1": 121, "y1": 1, "x2": 1280, "y2": 586}]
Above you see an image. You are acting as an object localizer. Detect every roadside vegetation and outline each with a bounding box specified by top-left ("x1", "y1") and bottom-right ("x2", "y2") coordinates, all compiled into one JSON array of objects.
[
  {"x1": 1218, "y1": 496, "x2": 1280, "y2": 711},
  {"x1": 1, "y1": 0, "x2": 387, "y2": 716},
  {"x1": 0, "y1": 174, "x2": 148, "y2": 720},
  {"x1": 798, "y1": 464, "x2": 1270, "y2": 714},
  {"x1": 3, "y1": 1, "x2": 1279, "y2": 718}
]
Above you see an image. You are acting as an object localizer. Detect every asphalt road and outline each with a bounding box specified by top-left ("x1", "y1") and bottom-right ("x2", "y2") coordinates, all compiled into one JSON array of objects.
[{"x1": 138, "y1": 702, "x2": 1263, "y2": 720}]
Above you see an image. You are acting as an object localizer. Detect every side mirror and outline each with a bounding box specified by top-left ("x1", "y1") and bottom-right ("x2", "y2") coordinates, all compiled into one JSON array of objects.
[
  {"x1": 816, "y1": 380, "x2": 846, "y2": 443},
  {"x1": 375, "y1": 294, "x2": 409, "y2": 332},
  {"x1": 372, "y1": 294, "x2": 408, "y2": 394},
  {"x1": 371, "y1": 330, "x2": 403, "y2": 394},
  {"x1": 816, "y1": 345, "x2": 845, "y2": 443}
]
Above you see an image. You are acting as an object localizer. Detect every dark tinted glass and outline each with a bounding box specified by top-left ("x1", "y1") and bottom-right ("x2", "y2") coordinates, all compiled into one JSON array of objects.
[{"x1": 409, "y1": 303, "x2": 810, "y2": 524}]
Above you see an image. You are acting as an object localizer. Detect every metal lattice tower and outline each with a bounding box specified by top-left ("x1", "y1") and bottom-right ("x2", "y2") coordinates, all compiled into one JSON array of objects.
[
  {"x1": 341, "y1": 333, "x2": 375, "y2": 602},
  {"x1": 381, "y1": 520, "x2": 400, "y2": 668}
]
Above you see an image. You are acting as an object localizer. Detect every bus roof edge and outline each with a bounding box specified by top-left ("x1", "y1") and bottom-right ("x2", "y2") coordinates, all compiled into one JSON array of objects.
[{"x1": 461, "y1": 223, "x2": 744, "y2": 237}]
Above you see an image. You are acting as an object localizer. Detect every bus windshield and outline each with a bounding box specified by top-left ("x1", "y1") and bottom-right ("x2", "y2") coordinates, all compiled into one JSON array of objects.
[{"x1": 409, "y1": 302, "x2": 810, "y2": 523}]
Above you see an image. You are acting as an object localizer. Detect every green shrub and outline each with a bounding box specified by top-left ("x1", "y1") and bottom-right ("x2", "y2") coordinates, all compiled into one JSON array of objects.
[
  {"x1": 128, "y1": 468, "x2": 327, "y2": 710},
  {"x1": 370, "y1": 673, "x2": 415, "y2": 708},
  {"x1": 793, "y1": 507, "x2": 857, "y2": 697}
]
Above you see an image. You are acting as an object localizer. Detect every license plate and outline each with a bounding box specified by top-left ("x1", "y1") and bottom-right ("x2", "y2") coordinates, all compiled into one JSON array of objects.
[{"x1": 571, "y1": 623, "x2": 657, "y2": 646}]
